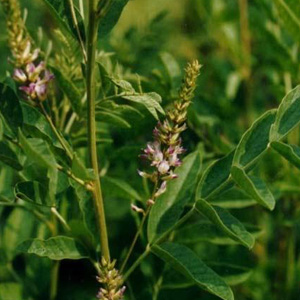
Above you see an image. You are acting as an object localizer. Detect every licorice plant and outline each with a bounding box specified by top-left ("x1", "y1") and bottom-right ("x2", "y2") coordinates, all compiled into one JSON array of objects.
[{"x1": 0, "y1": 1, "x2": 300, "y2": 300}]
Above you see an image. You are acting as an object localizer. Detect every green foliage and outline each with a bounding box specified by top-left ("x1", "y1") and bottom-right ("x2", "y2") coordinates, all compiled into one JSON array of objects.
[
  {"x1": 17, "y1": 236, "x2": 89, "y2": 260},
  {"x1": 1, "y1": 0, "x2": 300, "y2": 299},
  {"x1": 152, "y1": 243, "x2": 234, "y2": 300}
]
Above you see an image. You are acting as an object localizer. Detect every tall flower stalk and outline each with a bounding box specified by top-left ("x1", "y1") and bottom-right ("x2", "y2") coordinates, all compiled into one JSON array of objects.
[{"x1": 120, "y1": 60, "x2": 201, "y2": 273}]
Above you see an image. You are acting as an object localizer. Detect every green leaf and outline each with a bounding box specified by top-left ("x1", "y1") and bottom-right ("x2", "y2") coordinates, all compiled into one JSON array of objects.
[
  {"x1": 152, "y1": 243, "x2": 234, "y2": 300},
  {"x1": 18, "y1": 130, "x2": 58, "y2": 204},
  {"x1": 197, "y1": 151, "x2": 234, "y2": 199},
  {"x1": 195, "y1": 199, "x2": 254, "y2": 248},
  {"x1": 0, "y1": 83, "x2": 23, "y2": 134},
  {"x1": 271, "y1": 141, "x2": 300, "y2": 169},
  {"x1": 0, "y1": 142, "x2": 22, "y2": 170},
  {"x1": 96, "y1": 110, "x2": 131, "y2": 128},
  {"x1": 122, "y1": 92, "x2": 165, "y2": 120},
  {"x1": 71, "y1": 181, "x2": 98, "y2": 245},
  {"x1": 175, "y1": 221, "x2": 262, "y2": 246},
  {"x1": 15, "y1": 181, "x2": 53, "y2": 207},
  {"x1": 159, "y1": 52, "x2": 182, "y2": 89},
  {"x1": 18, "y1": 130, "x2": 56, "y2": 169},
  {"x1": 97, "y1": 62, "x2": 112, "y2": 95},
  {"x1": 111, "y1": 78, "x2": 135, "y2": 93},
  {"x1": 20, "y1": 101, "x2": 61, "y2": 148},
  {"x1": 0, "y1": 283, "x2": 23, "y2": 300},
  {"x1": 231, "y1": 166, "x2": 275, "y2": 210},
  {"x1": 17, "y1": 236, "x2": 89, "y2": 260},
  {"x1": 2, "y1": 208, "x2": 36, "y2": 261},
  {"x1": 270, "y1": 85, "x2": 300, "y2": 141},
  {"x1": 148, "y1": 151, "x2": 201, "y2": 243},
  {"x1": 209, "y1": 263, "x2": 252, "y2": 286},
  {"x1": 210, "y1": 187, "x2": 256, "y2": 209},
  {"x1": 71, "y1": 153, "x2": 95, "y2": 181},
  {"x1": 51, "y1": 67, "x2": 82, "y2": 114},
  {"x1": 274, "y1": 0, "x2": 300, "y2": 41},
  {"x1": 41, "y1": 0, "x2": 84, "y2": 44},
  {"x1": 101, "y1": 176, "x2": 142, "y2": 201},
  {"x1": 162, "y1": 263, "x2": 252, "y2": 289},
  {"x1": 98, "y1": 0, "x2": 129, "y2": 38},
  {"x1": 233, "y1": 110, "x2": 276, "y2": 167}
]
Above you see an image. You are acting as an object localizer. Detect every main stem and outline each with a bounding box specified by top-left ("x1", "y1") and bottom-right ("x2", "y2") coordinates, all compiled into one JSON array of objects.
[{"x1": 87, "y1": 0, "x2": 110, "y2": 262}]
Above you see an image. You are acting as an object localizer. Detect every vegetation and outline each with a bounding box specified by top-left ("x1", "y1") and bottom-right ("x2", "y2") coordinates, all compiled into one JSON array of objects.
[{"x1": 0, "y1": 0, "x2": 300, "y2": 299}]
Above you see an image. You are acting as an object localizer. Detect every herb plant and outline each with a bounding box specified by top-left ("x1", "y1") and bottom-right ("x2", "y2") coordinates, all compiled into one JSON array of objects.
[{"x1": 0, "y1": 1, "x2": 300, "y2": 300}]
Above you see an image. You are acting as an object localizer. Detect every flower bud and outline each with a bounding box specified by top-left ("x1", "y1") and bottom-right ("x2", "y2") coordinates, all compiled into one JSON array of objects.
[{"x1": 13, "y1": 68, "x2": 27, "y2": 82}]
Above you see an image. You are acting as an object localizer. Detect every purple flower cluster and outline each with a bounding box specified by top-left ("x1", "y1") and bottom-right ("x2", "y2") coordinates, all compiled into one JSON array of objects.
[
  {"x1": 12, "y1": 41, "x2": 54, "y2": 101},
  {"x1": 139, "y1": 121, "x2": 186, "y2": 201}
]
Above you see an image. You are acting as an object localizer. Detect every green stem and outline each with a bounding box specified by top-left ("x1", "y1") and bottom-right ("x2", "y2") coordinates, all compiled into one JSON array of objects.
[
  {"x1": 122, "y1": 246, "x2": 151, "y2": 282},
  {"x1": 122, "y1": 206, "x2": 195, "y2": 280},
  {"x1": 67, "y1": 0, "x2": 87, "y2": 62},
  {"x1": 86, "y1": 0, "x2": 110, "y2": 262},
  {"x1": 50, "y1": 261, "x2": 59, "y2": 300},
  {"x1": 120, "y1": 206, "x2": 151, "y2": 273},
  {"x1": 39, "y1": 102, "x2": 73, "y2": 159}
]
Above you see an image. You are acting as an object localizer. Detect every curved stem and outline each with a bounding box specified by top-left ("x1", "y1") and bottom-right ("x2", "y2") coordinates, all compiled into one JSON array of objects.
[
  {"x1": 39, "y1": 102, "x2": 73, "y2": 159},
  {"x1": 122, "y1": 246, "x2": 151, "y2": 282},
  {"x1": 86, "y1": 0, "x2": 110, "y2": 262},
  {"x1": 120, "y1": 206, "x2": 151, "y2": 273},
  {"x1": 67, "y1": 0, "x2": 87, "y2": 63}
]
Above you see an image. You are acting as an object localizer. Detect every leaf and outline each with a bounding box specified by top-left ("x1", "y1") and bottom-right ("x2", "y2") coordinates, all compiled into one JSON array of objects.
[
  {"x1": 152, "y1": 243, "x2": 234, "y2": 300},
  {"x1": 97, "y1": 62, "x2": 112, "y2": 95},
  {"x1": 71, "y1": 153, "x2": 95, "y2": 181},
  {"x1": 122, "y1": 92, "x2": 165, "y2": 120},
  {"x1": 271, "y1": 141, "x2": 300, "y2": 169},
  {"x1": 111, "y1": 78, "x2": 135, "y2": 93},
  {"x1": 71, "y1": 181, "x2": 98, "y2": 245},
  {"x1": 98, "y1": 0, "x2": 129, "y2": 38},
  {"x1": 17, "y1": 236, "x2": 89, "y2": 260},
  {"x1": 101, "y1": 176, "x2": 142, "y2": 201},
  {"x1": 15, "y1": 181, "x2": 53, "y2": 207},
  {"x1": 0, "y1": 283, "x2": 23, "y2": 300},
  {"x1": 96, "y1": 110, "x2": 131, "y2": 128},
  {"x1": 18, "y1": 130, "x2": 56, "y2": 169},
  {"x1": 233, "y1": 110, "x2": 276, "y2": 167},
  {"x1": 270, "y1": 85, "x2": 300, "y2": 141},
  {"x1": 51, "y1": 67, "x2": 82, "y2": 114},
  {"x1": 274, "y1": 0, "x2": 300, "y2": 41},
  {"x1": 209, "y1": 263, "x2": 252, "y2": 286},
  {"x1": 162, "y1": 263, "x2": 252, "y2": 289},
  {"x1": 195, "y1": 199, "x2": 254, "y2": 249},
  {"x1": 147, "y1": 151, "x2": 201, "y2": 243},
  {"x1": 197, "y1": 151, "x2": 234, "y2": 199},
  {"x1": 18, "y1": 130, "x2": 58, "y2": 204},
  {"x1": 41, "y1": 0, "x2": 84, "y2": 45},
  {"x1": 175, "y1": 221, "x2": 262, "y2": 246},
  {"x1": 210, "y1": 187, "x2": 256, "y2": 209},
  {"x1": 231, "y1": 166, "x2": 275, "y2": 210},
  {"x1": 20, "y1": 101, "x2": 61, "y2": 148},
  {"x1": 0, "y1": 142, "x2": 22, "y2": 170},
  {"x1": 159, "y1": 52, "x2": 182, "y2": 89},
  {"x1": 0, "y1": 83, "x2": 23, "y2": 134}
]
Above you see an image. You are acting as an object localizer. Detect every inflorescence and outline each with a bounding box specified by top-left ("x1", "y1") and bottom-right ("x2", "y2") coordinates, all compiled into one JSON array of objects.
[
  {"x1": 96, "y1": 257, "x2": 126, "y2": 300},
  {"x1": 1, "y1": 0, "x2": 54, "y2": 102},
  {"x1": 138, "y1": 60, "x2": 201, "y2": 203}
]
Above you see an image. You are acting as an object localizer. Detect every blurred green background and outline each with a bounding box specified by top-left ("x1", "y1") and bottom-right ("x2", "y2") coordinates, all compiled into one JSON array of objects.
[{"x1": 1, "y1": 0, "x2": 300, "y2": 299}]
